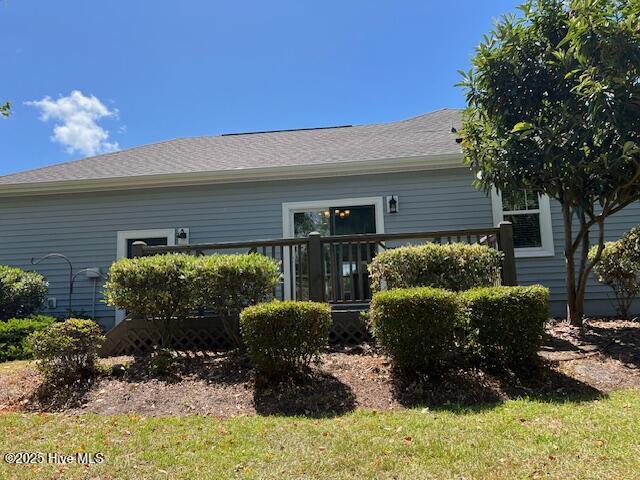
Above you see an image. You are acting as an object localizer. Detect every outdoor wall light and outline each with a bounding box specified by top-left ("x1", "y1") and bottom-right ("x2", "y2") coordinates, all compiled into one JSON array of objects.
[
  {"x1": 177, "y1": 228, "x2": 190, "y2": 246},
  {"x1": 388, "y1": 196, "x2": 399, "y2": 214}
]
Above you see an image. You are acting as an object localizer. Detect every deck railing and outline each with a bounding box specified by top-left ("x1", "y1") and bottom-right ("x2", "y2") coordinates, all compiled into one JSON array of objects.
[{"x1": 132, "y1": 222, "x2": 517, "y2": 305}]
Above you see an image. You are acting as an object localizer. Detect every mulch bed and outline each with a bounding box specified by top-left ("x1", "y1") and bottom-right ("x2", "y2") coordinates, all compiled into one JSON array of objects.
[{"x1": 1, "y1": 319, "x2": 639, "y2": 417}]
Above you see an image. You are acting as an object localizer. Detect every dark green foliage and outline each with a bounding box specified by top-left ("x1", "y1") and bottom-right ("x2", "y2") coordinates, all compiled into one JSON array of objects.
[
  {"x1": 0, "y1": 266, "x2": 49, "y2": 320},
  {"x1": 459, "y1": 0, "x2": 640, "y2": 325},
  {"x1": 369, "y1": 287, "x2": 461, "y2": 373},
  {"x1": 240, "y1": 301, "x2": 331, "y2": 376},
  {"x1": 28, "y1": 318, "x2": 105, "y2": 385},
  {"x1": 461, "y1": 285, "x2": 549, "y2": 366},
  {"x1": 369, "y1": 243, "x2": 502, "y2": 292},
  {"x1": 0, "y1": 100, "x2": 9, "y2": 118},
  {"x1": 0, "y1": 315, "x2": 56, "y2": 361}
]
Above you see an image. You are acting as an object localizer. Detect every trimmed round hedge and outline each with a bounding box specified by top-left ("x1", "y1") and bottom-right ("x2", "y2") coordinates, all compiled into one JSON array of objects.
[
  {"x1": 193, "y1": 253, "x2": 281, "y2": 347},
  {"x1": 0, "y1": 266, "x2": 49, "y2": 321},
  {"x1": 28, "y1": 318, "x2": 105, "y2": 385},
  {"x1": 369, "y1": 243, "x2": 503, "y2": 292},
  {"x1": 104, "y1": 254, "x2": 199, "y2": 323},
  {"x1": 240, "y1": 301, "x2": 331, "y2": 375},
  {"x1": 104, "y1": 253, "x2": 280, "y2": 347},
  {"x1": 370, "y1": 287, "x2": 461, "y2": 373},
  {"x1": 461, "y1": 285, "x2": 549, "y2": 366}
]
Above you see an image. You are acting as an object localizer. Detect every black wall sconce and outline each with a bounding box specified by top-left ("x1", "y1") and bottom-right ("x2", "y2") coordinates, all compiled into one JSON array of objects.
[
  {"x1": 177, "y1": 227, "x2": 190, "y2": 245},
  {"x1": 387, "y1": 195, "x2": 399, "y2": 214}
]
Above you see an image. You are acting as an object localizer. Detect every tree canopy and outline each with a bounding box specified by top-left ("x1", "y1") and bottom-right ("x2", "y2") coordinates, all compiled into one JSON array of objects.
[{"x1": 459, "y1": 0, "x2": 640, "y2": 324}]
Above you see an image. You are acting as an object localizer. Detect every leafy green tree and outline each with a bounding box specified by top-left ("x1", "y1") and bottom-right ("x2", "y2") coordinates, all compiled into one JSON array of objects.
[
  {"x1": 0, "y1": 100, "x2": 9, "y2": 117},
  {"x1": 459, "y1": 0, "x2": 640, "y2": 325}
]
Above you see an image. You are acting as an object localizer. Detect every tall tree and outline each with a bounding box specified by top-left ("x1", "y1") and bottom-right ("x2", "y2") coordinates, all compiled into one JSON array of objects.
[
  {"x1": 0, "y1": 100, "x2": 9, "y2": 117},
  {"x1": 459, "y1": 0, "x2": 640, "y2": 326}
]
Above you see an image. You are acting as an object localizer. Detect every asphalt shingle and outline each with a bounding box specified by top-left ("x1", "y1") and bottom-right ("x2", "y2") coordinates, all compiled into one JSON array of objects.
[{"x1": 0, "y1": 109, "x2": 462, "y2": 185}]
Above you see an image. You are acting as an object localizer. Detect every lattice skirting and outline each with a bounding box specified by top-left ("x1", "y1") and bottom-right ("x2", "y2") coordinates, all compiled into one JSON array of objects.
[{"x1": 101, "y1": 311, "x2": 371, "y2": 357}]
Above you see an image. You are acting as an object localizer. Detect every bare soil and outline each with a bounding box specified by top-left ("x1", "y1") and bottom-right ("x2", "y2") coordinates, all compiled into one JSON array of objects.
[{"x1": 1, "y1": 319, "x2": 639, "y2": 417}]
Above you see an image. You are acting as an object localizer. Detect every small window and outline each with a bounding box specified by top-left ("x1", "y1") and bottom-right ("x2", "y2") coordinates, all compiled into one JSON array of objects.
[
  {"x1": 126, "y1": 237, "x2": 169, "y2": 258},
  {"x1": 491, "y1": 188, "x2": 554, "y2": 257}
]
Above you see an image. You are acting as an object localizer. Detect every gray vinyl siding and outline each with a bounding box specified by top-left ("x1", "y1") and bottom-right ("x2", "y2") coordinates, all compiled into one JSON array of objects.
[
  {"x1": 1, "y1": 167, "x2": 638, "y2": 329},
  {"x1": 517, "y1": 198, "x2": 640, "y2": 317}
]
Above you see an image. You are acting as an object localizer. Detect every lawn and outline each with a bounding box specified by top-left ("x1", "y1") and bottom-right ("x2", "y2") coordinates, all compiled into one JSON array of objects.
[{"x1": 1, "y1": 389, "x2": 640, "y2": 479}]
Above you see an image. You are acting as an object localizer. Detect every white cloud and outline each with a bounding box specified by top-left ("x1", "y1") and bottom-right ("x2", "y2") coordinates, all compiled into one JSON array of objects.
[{"x1": 27, "y1": 90, "x2": 119, "y2": 156}]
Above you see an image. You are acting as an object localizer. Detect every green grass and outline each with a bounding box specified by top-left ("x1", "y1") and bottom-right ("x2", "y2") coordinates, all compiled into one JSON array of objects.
[{"x1": 1, "y1": 390, "x2": 640, "y2": 479}]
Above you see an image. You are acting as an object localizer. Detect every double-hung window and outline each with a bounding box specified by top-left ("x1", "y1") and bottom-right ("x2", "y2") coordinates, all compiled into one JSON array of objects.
[{"x1": 491, "y1": 188, "x2": 554, "y2": 257}]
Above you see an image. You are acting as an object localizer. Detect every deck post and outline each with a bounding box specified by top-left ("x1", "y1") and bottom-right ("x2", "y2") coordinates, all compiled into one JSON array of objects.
[
  {"x1": 498, "y1": 221, "x2": 517, "y2": 286},
  {"x1": 308, "y1": 232, "x2": 325, "y2": 302},
  {"x1": 131, "y1": 241, "x2": 148, "y2": 258}
]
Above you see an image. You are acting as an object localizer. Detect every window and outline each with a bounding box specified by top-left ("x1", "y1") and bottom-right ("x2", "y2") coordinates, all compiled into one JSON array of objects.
[{"x1": 491, "y1": 188, "x2": 554, "y2": 257}]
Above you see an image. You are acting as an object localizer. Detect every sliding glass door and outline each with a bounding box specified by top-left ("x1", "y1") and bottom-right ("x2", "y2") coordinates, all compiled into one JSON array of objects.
[{"x1": 292, "y1": 204, "x2": 377, "y2": 301}]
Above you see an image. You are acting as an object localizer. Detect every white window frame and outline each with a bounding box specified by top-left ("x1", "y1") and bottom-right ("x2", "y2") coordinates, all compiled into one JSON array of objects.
[
  {"x1": 114, "y1": 228, "x2": 176, "y2": 324},
  {"x1": 491, "y1": 188, "x2": 554, "y2": 258},
  {"x1": 281, "y1": 197, "x2": 385, "y2": 300}
]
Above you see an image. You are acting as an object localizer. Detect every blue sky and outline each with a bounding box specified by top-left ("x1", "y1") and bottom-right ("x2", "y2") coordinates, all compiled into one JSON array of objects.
[{"x1": 0, "y1": 0, "x2": 521, "y2": 176}]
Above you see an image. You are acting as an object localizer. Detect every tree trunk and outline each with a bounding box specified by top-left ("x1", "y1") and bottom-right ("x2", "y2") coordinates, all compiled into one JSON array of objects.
[{"x1": 563, "y1": 203, "x2": 584, "y2": 326}]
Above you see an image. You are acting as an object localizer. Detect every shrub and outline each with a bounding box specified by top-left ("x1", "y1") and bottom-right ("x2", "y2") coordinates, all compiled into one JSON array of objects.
[
  {"x1": 369, "y1": 287, "x2": 461, "y2": 373},
  {"x1": 0, "y1": 315, "x2": 56, "y2": 361},
  {"x1": 590, "y1": 241, "x2": 639, "y2": 319},
  {"x1": 28, "y1": 318, "x2": 105, "y2": 385},
  {"x1": 369, "y1": 243, "x2": 503, "y2": 292},
  {"x1": 0, "y1": 266, "x2": 49, "y2": 320},
  {"x1": 240, "y1": 301, "x2": 331, "y2": 375},
  {"x1": 104, "y1": 254, "x2": 199, "y2": 347},
  {"x1": 194, "y1": 254, "x2": 280, "y2": 347},
  {"x1": 461, "y1": 285, "x2": 549, "y2": 367},
  {"x1": 104, "y1": 253, "x2": 280, "y2": 349}
]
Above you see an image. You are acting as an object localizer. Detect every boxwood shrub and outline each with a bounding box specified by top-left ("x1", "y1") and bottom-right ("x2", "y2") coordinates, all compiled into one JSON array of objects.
[
  {"x1": 0, "y1": 266, "x2": 49, "y2": 320},
  {"x1": 104, "y1": 253, "x2": 280, "y2": 348},
  {"x1": 0, "y1": 315, "x2": 56, "y2": 362},
  {"x1": 369, "y1": 243, "x2": 503, "y2": 292},
  {"x1": 369, "y1": 287, "x2": 461, "y2": 373},
  {"x1": 28, "y1": 318, "x2": 105, "y2": 385},
  {"x1": 461, "y1": 285, "x2": 549, "y2": 366},
  {"x1": 104, "y1": 254, "x2": 199, "y2": 347},
  {"x1": 194, "y1": 253, "x2": 280, "y2": 347},
  {"x1": 240, "y1": 301, "x2": 331, "y2": 376}
]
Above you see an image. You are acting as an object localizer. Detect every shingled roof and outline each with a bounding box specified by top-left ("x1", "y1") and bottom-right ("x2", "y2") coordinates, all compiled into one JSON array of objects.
[{"x1": 0, "y1": 108, "x2": 463, "y2": 191}]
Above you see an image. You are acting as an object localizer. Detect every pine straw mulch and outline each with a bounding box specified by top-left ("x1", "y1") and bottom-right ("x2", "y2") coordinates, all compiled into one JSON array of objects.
[{"x1": 1, "y1": 319, "x2": 639, "y2": 417}]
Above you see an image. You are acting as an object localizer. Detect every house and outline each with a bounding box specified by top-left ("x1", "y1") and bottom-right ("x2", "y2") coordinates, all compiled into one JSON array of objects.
[{"x1": 0, "y1": 109, "x2": 637, "y2": 329}]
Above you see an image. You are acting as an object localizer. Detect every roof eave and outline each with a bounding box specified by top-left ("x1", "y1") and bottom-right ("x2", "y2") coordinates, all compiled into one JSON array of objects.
[{"x1": 0, "y1": 153, "x2": 465, "y2": 197}]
